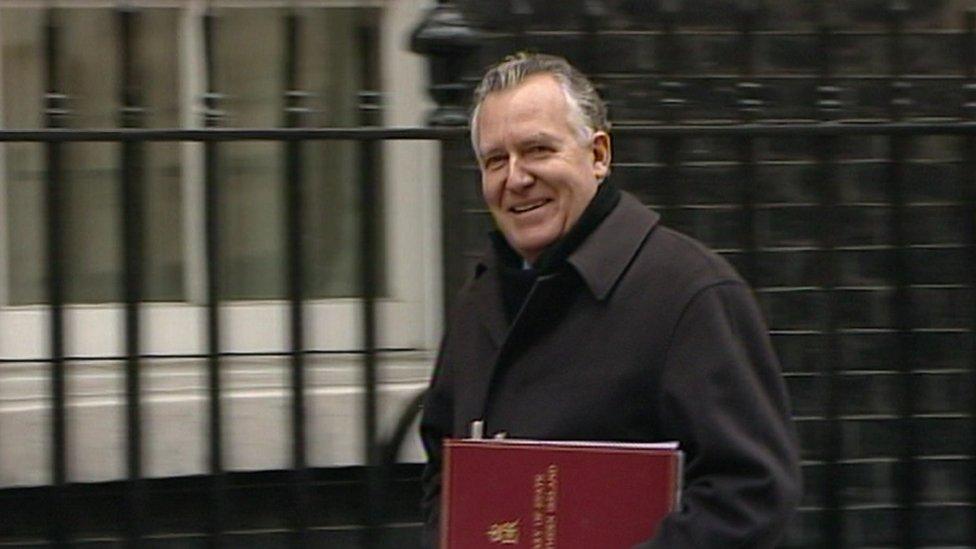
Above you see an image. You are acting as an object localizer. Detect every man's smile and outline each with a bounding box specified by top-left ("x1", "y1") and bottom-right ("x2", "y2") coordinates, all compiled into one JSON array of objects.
[{"x1": 509, "y1": 198, "x2": 551, "y2": 214}]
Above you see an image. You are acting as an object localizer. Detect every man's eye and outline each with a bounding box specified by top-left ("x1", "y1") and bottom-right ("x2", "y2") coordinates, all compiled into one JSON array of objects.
[
  {"x1": 484, "y1": 156, "x2": 506, "y2": 170},
  {"x1": 527, "y1": 145, "x2": 550, "y2": 156}
]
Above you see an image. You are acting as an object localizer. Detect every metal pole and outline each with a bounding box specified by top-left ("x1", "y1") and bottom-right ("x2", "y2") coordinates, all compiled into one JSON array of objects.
[
  {"x1": 283, "y1": 8, "x2": 311, "y2": 548},
  {"x1": 657, "y1": 0, "x2": 683, "y2": 224},
  {"x1": 581, "y1": 1, "x2": 605, "y2": 77},
  {"x1": 511, "y1": 0, "x2": 532, "y2": 50},
  {"x1": 887, "y1": 3, "x2": 917, "y2": 547},
  {"x1": 2, "y1": 124, "x2": 976, "y2": 143},
  {"x1": 815, "y1": 3, "x2": 844, "y2": 546},
  {"x1": 962, "y1": 7, "x2": 976, "y2": 547},
  {"x1": 736, "y1": 0, "x2": 762, "y2": 285},
  {"x1": 202, "y1": 8, "x2": 227, "y2": 548},
  {"x1": 43, "y1": 7, "x2": 68, "y2": 546},
  {"x1": 358, "y1": 21, "x2": 382, "y2": 549},
  {"x1": 118, "y1": 7, "x2": 145, "y2": 546}
]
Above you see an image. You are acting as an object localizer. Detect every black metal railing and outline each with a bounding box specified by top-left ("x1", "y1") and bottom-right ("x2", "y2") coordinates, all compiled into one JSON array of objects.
[
  {"x1": 0, "y1": 7, "x2": 437, "y2": 548},
  {"x1": 2, "y1": 2, "x2": 976, "y2": 548},
  {"x1": 5, "y1": 121, "x2": 975, "y2": 547}
]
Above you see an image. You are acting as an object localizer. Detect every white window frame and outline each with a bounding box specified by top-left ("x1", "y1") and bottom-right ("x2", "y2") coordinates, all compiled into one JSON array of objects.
[{"x1": 0, "y1": 0, "x2": 440, "y2": 486}]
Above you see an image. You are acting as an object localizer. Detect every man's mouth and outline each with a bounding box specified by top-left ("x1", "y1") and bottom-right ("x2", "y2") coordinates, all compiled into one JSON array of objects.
[{"x1": 509, "y1": 199, "x2": 550, "y2": 214}]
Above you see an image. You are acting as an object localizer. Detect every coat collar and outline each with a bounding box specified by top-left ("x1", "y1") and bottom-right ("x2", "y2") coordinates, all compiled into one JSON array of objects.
[
  {"x1": 567, "y1": 191, "x2": 659, "y2": 300},
  {"x1": 471, "y1": 191, "x2": 660, "y2": 347},
  {"x1": 471, "y1": 251, "x2": 509, "y2": 348}
]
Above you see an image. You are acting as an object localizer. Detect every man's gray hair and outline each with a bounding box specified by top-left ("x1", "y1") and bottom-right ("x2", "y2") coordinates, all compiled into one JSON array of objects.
[{"x1": 470, "y1": 52, "x2": 610, "y2": 158}]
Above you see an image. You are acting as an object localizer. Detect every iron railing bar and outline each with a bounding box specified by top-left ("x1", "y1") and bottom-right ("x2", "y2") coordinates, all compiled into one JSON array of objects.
[
  {"x1": 806, "y1": 455, "x2": 976, "y2": 465},
  {"x1": 736, "y1": 1, "x2": 760, "y2": 285},
  {"x1": 359, "y1": 140, "x2": 383, "y2": 547},
  {"x1": 358, "y1": 21, "x2": 382, "y2": 548},
  {"x1": 643, "y1": 195, "x2": 923, "y2": 212},
  {"x1": 786, "y1": 369, "x2": 973, "y2": 377},
  {"x1": 42, "y1": 7, "x2": 68, "y2": 547},
  {"x1": 119, "y1": 7, "x2": 146, "y2": 546},
  {"x1": 886, "y1": 4, "x2": 918, "y2": 548},
  {"x1": 964, "y1": 7, "x2": 976, "y2": 547},
  {"x1": 795, "y1": 503, "x2": 976, "y2": 514},
  {"x1": 0, "y1": 348, "x2": 423, "y2": 364},
  {"x1": 769, "y1": 328, "x2": 972, "y2": 335},
  {"x1": 656, "y1": 0, "x2": 682, "y2": 237},
  {"x1": 511, "y1": 0, "x2": 531, "y2": 50},
  {"x1": 2, "y1": 122, "x2": 976, "y2": 142},
  {"x1": 436, "y1": 144, "x2": 468, "y2": 315},
  {"x1": 815, "y1": 5, "x2": 845, "y2": 541},
  {"x1": 795, "y1": 412, "x2": 972, "y2": 420},
  {"x1": 612, "y1": 157, "x2": 974, "y2": 167},
  {"x1": 202, "y1": 8, "x2": 227, "y2": 548},
  {"x1": 582, "y1": 1, "x2": 605, "y2": 77},
  {"x1": 699, "y1": 243, "x2": 964, "y2": 253},
  {"x1": 283, "y1": 8, "x2": 311, "y2": 548},
  {"x1": 0, "y1": 521, "x2": 428, "y2": 547},
  {"x1": 758, "y1": 283, "x2": 970, "y2": 292},
  {"x1": 514, "y1": 28, "x2": 972, "y2": 38},
  {"x1": 498, "y1": 73, "x2": 974, "y2": 82},
  {"x1": 12, "y1": 327, "x2": 976, "y2": 363}
]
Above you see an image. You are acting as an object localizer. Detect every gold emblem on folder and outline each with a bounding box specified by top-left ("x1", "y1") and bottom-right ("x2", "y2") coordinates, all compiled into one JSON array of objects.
[{"x1": 486, "y1": 520, "x2": 520, "y2": 544}]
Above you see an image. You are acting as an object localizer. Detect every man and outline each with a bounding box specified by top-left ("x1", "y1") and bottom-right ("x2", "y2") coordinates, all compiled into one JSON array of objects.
[{"x1": 420, "y1": 52, "x2": 801, "y2": 548}]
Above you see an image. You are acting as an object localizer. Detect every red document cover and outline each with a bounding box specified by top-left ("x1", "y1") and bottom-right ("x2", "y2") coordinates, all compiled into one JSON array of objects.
[{"x1": 441, "y1": 439, "x2": 682, "y2": 549}]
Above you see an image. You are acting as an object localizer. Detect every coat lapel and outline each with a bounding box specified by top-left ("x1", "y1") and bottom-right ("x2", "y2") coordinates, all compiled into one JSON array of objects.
[
  {"x1": 462, "y1": 191, "x2": 660, "y2": 427},
  {"x1": 471, "y1": 260, "x2": 508, "y2": 349},
  {"x1": 458, "y1": 256, "x2": 509, "y2": 427},
  {"x1": 568, "y1": 192, "x2": 659, "y2": 301}
]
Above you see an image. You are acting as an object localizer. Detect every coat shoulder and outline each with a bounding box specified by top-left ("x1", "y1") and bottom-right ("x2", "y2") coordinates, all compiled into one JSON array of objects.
[{"x1": 631, "y1": 223, "x2": 746, "y2": 300}]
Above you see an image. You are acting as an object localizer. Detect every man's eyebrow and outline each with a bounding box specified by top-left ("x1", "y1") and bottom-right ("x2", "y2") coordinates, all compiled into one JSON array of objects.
[
  {"x1": 523, "y1": 132, "x2": 559, "y2": 144},
  {"x1": 479, "y1": 132, "x2": 561, "y2": 160},
  {"x1": 480, "y1": 146, "x2": 504, "y2": 159}
]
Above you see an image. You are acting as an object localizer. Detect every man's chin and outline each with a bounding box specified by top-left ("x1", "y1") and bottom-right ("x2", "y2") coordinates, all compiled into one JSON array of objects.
[
  {"x1": 510, "y1": 238, "x2": 556, "y2": 264},
  {"x1": 499, "y1": 222, "x2": 562, "y2": 261}
]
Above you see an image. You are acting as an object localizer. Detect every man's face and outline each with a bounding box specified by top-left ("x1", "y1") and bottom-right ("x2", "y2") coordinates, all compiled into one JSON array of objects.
[{"x1": 475, "y1": 74, "x2": 611, "y2": 263}]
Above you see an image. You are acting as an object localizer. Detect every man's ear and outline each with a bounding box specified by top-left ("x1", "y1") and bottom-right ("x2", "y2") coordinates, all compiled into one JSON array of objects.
[{"x1": 592, "y1": 131, "x2": 611, "y2": 180}]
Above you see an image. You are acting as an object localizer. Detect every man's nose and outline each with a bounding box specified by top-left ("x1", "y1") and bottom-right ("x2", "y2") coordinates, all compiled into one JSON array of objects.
[{"x1": 506, "y1": 157, "x2": 533, "y2": 189}]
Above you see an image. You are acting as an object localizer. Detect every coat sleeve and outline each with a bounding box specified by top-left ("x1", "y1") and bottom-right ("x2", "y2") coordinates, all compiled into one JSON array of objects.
[
  {"x1": 419, "y1": 331, "x2": 455, "y2": 549},
  {"x1": 637, "y1": 281, "x2": 802, "y2": 549}
]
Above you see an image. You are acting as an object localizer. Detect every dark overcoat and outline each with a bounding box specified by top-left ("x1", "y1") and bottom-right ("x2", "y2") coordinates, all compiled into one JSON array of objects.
[{"x1": 421, "y1": 191, "x2": 802, "y2": 548}]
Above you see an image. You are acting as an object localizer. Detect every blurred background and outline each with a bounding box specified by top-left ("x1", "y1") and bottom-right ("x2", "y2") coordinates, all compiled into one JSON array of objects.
[{"x1": 0, "y1": 0, "x2": 974, "y2": 547}]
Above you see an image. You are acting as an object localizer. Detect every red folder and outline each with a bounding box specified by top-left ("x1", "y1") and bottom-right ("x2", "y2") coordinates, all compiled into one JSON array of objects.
[{"x1": 441, "y1": 438, "x2": 682, "y2": 549}]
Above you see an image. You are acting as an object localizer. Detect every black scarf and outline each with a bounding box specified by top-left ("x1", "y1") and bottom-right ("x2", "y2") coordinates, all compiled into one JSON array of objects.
[{"x1": 492, "y1": 181, "x2": 621, "y2": 323}]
